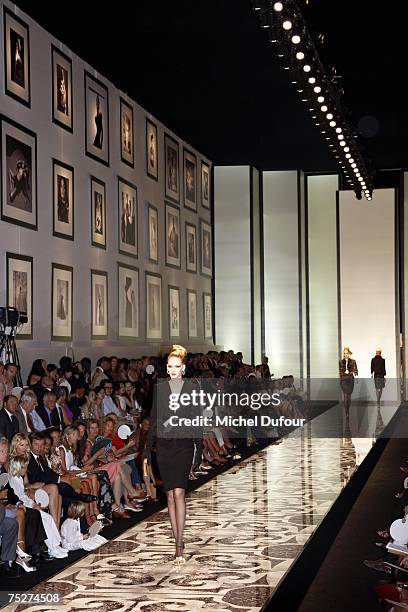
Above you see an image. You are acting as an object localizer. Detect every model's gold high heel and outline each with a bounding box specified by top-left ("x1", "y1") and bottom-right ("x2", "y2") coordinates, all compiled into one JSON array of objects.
[{"x1": 173, "y1": 541, "x2": 185, "y2": 565}]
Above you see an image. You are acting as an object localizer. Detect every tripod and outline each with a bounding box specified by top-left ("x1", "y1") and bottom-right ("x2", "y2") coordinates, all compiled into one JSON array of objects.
[{"x1": 0, "y1": 331, "x2": 23, "y2": 387}]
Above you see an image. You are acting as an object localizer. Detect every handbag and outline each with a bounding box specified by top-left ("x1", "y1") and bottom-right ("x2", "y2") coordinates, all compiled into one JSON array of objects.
[{"x1": 142, "y1": 458, "x2": 157, "y2": 500}]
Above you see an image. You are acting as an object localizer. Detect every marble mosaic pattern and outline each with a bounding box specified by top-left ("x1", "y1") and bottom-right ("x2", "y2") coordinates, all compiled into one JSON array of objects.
[{"x1": 2, "y1": 410, "x2": 378, "y2": 612}]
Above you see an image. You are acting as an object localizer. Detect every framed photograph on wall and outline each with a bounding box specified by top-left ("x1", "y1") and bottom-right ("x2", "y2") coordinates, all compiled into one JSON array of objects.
[
  {"x1": 4, "y1": 8, "x2": 30, "y2": 107},
  {"x1": 120, "y1": 98, "x2": 134, "y2": 168},
  {"x1": 147, "y1": 202, "x2": 158, "y2": 264},
  {"x1": 146, "y1": 272, "x2": 162, "y2": 340},
  {"x1": 84, "y1": 71, "x2": 110, "y2": 166},
  {"x1": 146, "y1": 118, "x2": 158, "y2": 180},
  {"x1": 91, "y1": 176, "x2": 106, "y2": 249},
  {"x1": 187, "y1": 289, "x2": 198, "y2": 338},
  {"x1": 183, "y1": 148, "x2": 197, "y2": 211},
  {"x1": 1, "y1": 116, "x2": 37, "y2": 230},
  {"x1": 201, "y1": 161, "x2": 210, "y2": 209},
  {"x1": 51, "y1": 263, "x2": 73, "y2": 341},
  {"x1": 51, "y1": 45, "x2": 73, "y2": 132},
  {"x1": 164, "y1": 133, "x2": 179, "y2": 203},
  {"x1": 165, "y1": 201, "x2": 180, "y2": 269},
  {"x1": 203, "y1": 292, "x2": 212, "y2": 340},
  {"x1": 6, "y1": 252, "x2": 33, "y2": 339},
  {"x1": 91, "y1": 269, "x2": 108, "y2": 339},
  {"x1": 118, "y1": 177, "x2": 137, "y2": 258},
  {"x1": 185, "y1": 222, "x2": 197, "y2": 273},
  {"x1": 168, "y1": 285, "x2": 180, "y2": 338},
  {"x1": 200, "y1": 219, "x2": 212, "y2": 277},
  {"x1": 53, "y1": 159, "x2": 74, "y2": 240},
  {"x1": 118, "y1": 262, "x2": 139, "y2": 339}
]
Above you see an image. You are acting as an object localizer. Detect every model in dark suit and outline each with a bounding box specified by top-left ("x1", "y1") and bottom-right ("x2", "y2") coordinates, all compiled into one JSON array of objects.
[
  {"x1": 371, "y1": 349, "x2": 386, "y2": 404},
  {"x1": 145, "y1": 345, "x2": 201, "y2": 565},
  {"x1": 339, "y1": 346, "x2": 358, "y2": 416}
]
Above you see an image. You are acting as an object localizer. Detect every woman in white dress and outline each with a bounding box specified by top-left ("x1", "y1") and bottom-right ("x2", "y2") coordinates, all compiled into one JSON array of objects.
[{"x1": 8, "y1": 457, "x2": 67, "y2": 559}]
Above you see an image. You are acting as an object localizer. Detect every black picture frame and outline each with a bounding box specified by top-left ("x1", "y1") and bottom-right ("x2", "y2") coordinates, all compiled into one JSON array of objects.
[
  {"x1": 120, "y1": 97, "x2": 134, "y2": 168},
  {"x1": 168, "y1": 284, "x2": 180, "y2": 338},
  {"x1": 52, "y1": 158, "x2": 74, "y2": 241},
  {"x1": 91, "y1": 176, "x2": 106, "y2": 250},
  {"x1": 146, "y1": 117, "x2": 158, "y2": 181},
  {"x1": 6, "y1": 252, "x2": 33, "y2": 339},
  {"x1": 118, "y1": 176, "x2": 138, "y2": 258},
  {"x1": 185, "y1": 221, "x2": 197, "y2": 273},
  {"x1": 200, "y1": 218, "x2": 212, "y2": 278},
  {"x1": 187, "y1": 288, "x2": 198, "y2": 338},
  {"x1": 84, "y1": 70, "x2": 110, "y2": 167},
  {"x1": 51, "y1": 45, "x2": 73, "y2": 133},
  {"x1": 147, "y1": 202, "x2": 159, "y2": 264},
  {"x1": 51, "y1": 262, "x2": 73, "y2": 341},
  {"x1": 183, "y1": 147, "x2": 197, "y2": 211},
  {"x1": 164, "y1": 133, "x2": 180, "y2": 203},
  {"x1": 91, "y1": 269, "x2": 108, "y2": 339},
  {"x1": 145, "y1": 271, "x2": 162, "y2": 340},
  {"x1": 0, "y1": 114, "x2": 38, "y2": 230},
  {"x1": 3, "y1": 7, "x2": 31, "y2": 108},
  {"x1": 118, "y1": 262, "x2": 140, "y2": 339},
  {"x1": 201, "y1": 160, "x2": 210, "y2": 209},
  {"x1": 165, "y1": 201, "x2": 181, "y2": 269}
]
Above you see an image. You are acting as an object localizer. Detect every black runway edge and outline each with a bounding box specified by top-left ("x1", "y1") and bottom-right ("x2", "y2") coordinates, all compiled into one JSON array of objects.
[
  {"x1": 0, "y1": 400, "x2": 336, "y2": 598},
  {"x1": 261, "y1": 401, "x2": 407, "y2": 612}
]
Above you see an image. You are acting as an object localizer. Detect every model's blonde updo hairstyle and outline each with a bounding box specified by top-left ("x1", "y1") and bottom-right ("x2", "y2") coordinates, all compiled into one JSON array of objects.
[{"x1": 167, "y1": 344, "x2": 187, "y2": 362}]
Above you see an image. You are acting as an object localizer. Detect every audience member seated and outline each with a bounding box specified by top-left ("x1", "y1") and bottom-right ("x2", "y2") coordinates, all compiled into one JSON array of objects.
[{"x1": 0, "y1": 395, "x2": 20, "y2": 442}]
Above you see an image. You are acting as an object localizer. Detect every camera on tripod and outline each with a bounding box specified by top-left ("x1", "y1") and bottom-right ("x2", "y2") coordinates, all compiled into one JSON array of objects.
[
  {"x1": 0, "y1": 306, "x2": 28, "y2": 330},
  {"x1": 0, "y1": 307, "x2": 28, "y2": 387}
]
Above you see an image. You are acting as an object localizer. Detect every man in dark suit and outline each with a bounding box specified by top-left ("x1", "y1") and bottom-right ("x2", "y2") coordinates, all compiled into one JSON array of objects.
[
  {"x1": 0, "y1": 395, "x2": 20, "y2": 442},
  {"x1": 27, "y1": 432, "x2": 96, "y2": 515},
  {"x1": 35, "y1": 391, "x2": 65, "y2": 430}
]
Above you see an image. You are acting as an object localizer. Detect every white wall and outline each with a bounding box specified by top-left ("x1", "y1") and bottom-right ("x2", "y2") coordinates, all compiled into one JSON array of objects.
[
  {"x1": 307, "y1": 174, "x2": 339, "y2": 378},
  {"x1": 252, "y1": 167, "x2": 262, "y2": 365},
  {"x1": 214, "y1": 166, "x2": 251, "y2": 362},
  {"x1": 0, "y1": 0, "x2": 212, "y2": 377},
  {"x1": 263, "y1": 170, "x2": 300, "y2": 377},
  {"x1": 339, "y1": 188, "x2": 398, "y2": 399}
]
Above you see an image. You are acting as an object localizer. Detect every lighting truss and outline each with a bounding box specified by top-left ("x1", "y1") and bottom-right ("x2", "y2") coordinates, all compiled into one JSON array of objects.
[{"x1": 252, "y1": 0, "x2": 373, "y2": 200}]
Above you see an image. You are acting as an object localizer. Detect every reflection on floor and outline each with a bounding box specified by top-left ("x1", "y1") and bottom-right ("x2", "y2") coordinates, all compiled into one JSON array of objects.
[{"x1": 2, "y1": 404, "x2": 397, "y2": 612}]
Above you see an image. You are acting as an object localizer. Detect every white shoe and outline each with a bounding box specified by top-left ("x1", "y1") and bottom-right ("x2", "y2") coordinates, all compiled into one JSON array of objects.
[
  {"x1": 16, "y1": 544, "x2": 31, "y2": 559},
  {"x1": 124, "y1": 504, "x2": 142, "y2": 512},
  {"x1": 16, "y1": 557, "x2": 36, "y2": 572},
  {"x1": 48, "y1": 548, "x2": 68, "y2": 559}
]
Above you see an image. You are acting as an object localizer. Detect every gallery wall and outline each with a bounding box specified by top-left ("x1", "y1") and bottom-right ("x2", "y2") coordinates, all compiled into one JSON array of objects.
[{"x1": 0, "y1": 0, "x2": 213, "y2": 376}]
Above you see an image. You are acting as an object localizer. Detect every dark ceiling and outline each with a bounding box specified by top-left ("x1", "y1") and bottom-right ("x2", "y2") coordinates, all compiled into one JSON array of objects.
[{"x1": 13, "y1": 0, "x2": 408, "y2": 175}]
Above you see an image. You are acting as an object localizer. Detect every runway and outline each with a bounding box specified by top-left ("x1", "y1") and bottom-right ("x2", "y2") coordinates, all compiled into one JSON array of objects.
[{"x1": 2, "y1": 403, "x2": 396, "y2": 612}]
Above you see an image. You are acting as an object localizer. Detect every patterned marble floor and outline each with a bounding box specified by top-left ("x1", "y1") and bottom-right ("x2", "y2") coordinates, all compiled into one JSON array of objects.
[{"x1": 1, "y1": 405, "x2": 390, "y2": 612}]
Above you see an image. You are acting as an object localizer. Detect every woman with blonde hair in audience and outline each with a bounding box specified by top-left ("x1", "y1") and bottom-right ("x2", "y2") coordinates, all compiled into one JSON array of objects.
[
  {"x1": 10, "y1": 432, "x2": 63, "y2": 528},
  {"x1": 8, "y1": 456, "x2": 67, "y2": 559}
]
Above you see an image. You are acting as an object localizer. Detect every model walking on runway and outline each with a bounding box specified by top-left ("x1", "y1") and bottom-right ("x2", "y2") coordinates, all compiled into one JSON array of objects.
[
  {"x1": 339, "y1": 346, "x2": 358, "y2": 417},
  {"x1": 145, "y1": 345, "x2": 199, "y2": 565}
]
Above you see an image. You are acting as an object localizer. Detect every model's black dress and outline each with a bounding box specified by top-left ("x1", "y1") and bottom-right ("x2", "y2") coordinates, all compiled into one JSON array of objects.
[{"x1": 147, "y1": 378, "x2": 201, "y2": 492}]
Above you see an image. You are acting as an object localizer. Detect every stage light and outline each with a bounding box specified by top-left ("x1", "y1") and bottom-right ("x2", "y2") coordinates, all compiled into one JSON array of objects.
[
  {"x1": 349, "y1": 158, "x2": 354, "y2": 163},
  {"x1": 344, "y1": 146, "x2": 350, "y2": 152},
  {"x1": 260, "y1": 13, "x2": 270, "y2": 28},
  {"x1": 303, "y1": 64, "x2": 311, "y2": 72},
  {"x1": 326, "y1": 113, "x2": 333, "y2": 120},
  {"x1": 340, "y1": 141, "x2": 345, "y2": 146},
  {"x1": 329, "y1": 120, "x2": 336, "y2": 127},
  {"x1": 337, "y1": 134, "x2": 343, "y2": 140},
  {"x1": 321, "y1": 105, "x2": 328, "y2": 112},
  {"x1": 351, "y1": 163, "x2": 356, "y2": 167},
  {"x1": 292, "y1": 35, "x2": 301, "y2": 44},
  {"x1": 313, "y1": 86, "x2": 321, "y2": 93},
  {"x1": 345, "y1": 153, "x2": 351, "y2": 158},
  {"x1": 296, "y1": 51, "x2": 305, "y2": 60},
  {"x1": 308, "y1": 76, "x2": 316, "y2": 84},
  {"x1": 283, "y1": 20, "x2": 292, "y2": 30},
  {"x1": 273, "y1": 1, "x2": 283, "y2": 11},
  {"x1": 317, "y1": 96, "x2": 324, "y2": 103},
  {"x1": 336, "y1": 127, "x2": 342, "y2": 133}
]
